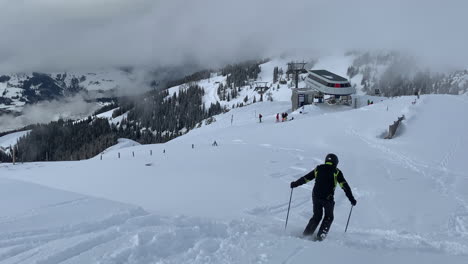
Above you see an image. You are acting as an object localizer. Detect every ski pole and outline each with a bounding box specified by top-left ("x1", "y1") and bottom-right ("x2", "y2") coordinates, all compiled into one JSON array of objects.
[
  {"x1": 345, "y1": 205, "x2": 354, "y2": 232},
  {"x1": 285, "y1": 188, "x2": 293, "y2": 230}
]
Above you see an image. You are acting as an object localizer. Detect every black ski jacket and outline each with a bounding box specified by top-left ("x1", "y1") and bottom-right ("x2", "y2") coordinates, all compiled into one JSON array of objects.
[{"x1": 293, "y1": 162, "x2": 355, "y2": 201}]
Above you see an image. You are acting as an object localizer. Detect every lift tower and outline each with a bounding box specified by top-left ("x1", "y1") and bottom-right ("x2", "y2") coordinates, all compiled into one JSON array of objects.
[{"x1": 287, "y1": 61, "x2": 307, "y2": 89}]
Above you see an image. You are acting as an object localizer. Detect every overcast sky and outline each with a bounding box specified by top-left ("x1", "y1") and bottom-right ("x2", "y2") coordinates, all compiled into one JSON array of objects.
[{"x1": 0, "y1": 0, "x2": 466, "y2": 72}]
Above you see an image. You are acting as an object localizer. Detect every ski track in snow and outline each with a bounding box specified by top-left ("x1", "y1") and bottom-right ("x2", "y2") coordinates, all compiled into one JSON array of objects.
[
  {"x1": 346, "y1": 124, "x2": 468, "y2": 239},
  {"x1": 250, "y1": 140, "x2": 468, "y2": 258},
  {"x1": 247, "y1": 138, "x2": 468, "y2": 256},
  {"x1": 0, "y1": 207, "x2": 146, "y2": 263},
  {"x1": 3, "y1": 206, "x2": 467, "y2": 264},
  {"x1": 0, "y1": 198, "x2": 286, "y2": 264},
  {"x1": 280, "y1": 246, "x2": 304, "y2": 264}
]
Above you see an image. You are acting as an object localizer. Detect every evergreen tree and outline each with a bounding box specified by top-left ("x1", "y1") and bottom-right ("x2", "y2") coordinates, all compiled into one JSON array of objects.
[{"x1": 273, "y1": 66, "x2": 279, "y2": 83}]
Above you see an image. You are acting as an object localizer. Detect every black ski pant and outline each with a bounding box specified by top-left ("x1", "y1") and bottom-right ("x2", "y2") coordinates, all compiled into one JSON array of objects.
[{"x1": 303, "y1": 196, "x2": 335, "y2": 238}]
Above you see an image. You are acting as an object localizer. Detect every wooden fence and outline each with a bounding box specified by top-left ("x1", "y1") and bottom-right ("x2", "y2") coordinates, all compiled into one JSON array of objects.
[{"x1": 385, "y1": 115, "x2": 405, "y2": 139}]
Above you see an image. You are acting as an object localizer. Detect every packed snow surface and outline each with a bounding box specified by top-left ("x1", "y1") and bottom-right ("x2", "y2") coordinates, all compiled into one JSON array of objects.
[{"x1": 1, "y1": 94, "x2": 468, "y2": 263}]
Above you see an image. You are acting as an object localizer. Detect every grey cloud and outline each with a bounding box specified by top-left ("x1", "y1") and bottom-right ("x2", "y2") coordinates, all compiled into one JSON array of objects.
[
  {"x1": 0, "y1": 94, "x2": 100, "y2": 132},
  {"x1": 0, "y1": 0, "x2": 466, "y2": 73}
]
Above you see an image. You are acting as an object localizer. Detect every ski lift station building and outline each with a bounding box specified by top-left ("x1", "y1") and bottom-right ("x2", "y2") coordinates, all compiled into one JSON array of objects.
[{"x1": 291, "y1": 70, "x2": 355, "y2": 110}]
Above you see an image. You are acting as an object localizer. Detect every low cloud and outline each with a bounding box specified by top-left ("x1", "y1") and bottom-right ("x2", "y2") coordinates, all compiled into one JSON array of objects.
[
  {"x1": 0, "y1": 0, "x2": 466, "y2": 73},
  {"x1": 0, "y1": 94, "x2": 100, "y2": 132}
]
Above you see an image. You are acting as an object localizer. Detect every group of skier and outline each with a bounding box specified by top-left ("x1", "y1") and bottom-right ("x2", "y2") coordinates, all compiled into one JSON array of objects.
[
  {"x1": 258, "y1": 112, "x2": 289, "y2": 123},
  {"x1": 273, "y1": 112, "x2": 289, "y2": 122}
]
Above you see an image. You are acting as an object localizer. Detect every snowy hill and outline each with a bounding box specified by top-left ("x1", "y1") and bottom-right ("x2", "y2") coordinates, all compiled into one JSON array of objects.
[
  {"x1": 0, "y1": 130, "x2": 29, "y2": 155},
  {"x1": 344, "y1": 52, "x2": 468, "y2": 96},
  {"x1": 165, "y1": 54, "x2": 468, "y2": 116},
  {"x1": 1, "y1": 94, "x2": 467, "y2": 263},
  {"x1": 0, "y1": 65, "x2": 199, "y2": 116},
  {"x1": 0, "y1": 69, "x2": 146, "y2": 114}
]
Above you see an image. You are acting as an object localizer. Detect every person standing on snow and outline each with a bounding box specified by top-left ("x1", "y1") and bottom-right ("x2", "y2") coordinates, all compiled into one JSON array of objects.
[
  {"x1": 290, "y1": 153, "x2": 357, "y2": 241},
  {"x1": 276, "y1": 113, "x2": 279, "y2": 122},
  {"x1": 259, "y1": 114, "x2": 263, "y2": 123}
]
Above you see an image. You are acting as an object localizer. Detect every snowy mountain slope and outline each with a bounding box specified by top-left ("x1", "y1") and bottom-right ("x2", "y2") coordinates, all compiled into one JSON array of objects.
[
  {"x1": 0, "y1": 130, "x2": 29, "y2": 154},
  {"x1": 162, "y1": 53, "x2": 429, "y2": 115},
  {"x1": 0, "y1": 70, "x2": 144, "y2": 113},
  {"x1": 1, "y1": 94, "x2": 468, "y2": 263},
  {"x1": 165, "y1": 58, "x2": 293, "y2": 111},
  {"x1": 85, "y1": 107, "x2": 128, "y2": 127},
  {"x1": 0, "y1": 65, "x2": 195, "y2": 116}
]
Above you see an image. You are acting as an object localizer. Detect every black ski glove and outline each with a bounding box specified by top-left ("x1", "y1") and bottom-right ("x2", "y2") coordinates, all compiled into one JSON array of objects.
[
  {"x1": 350, "y1": 197, "x2": 357, "y2": 206},
  {"x1": 290, "y1": 181, "x2": 300, "y2": 188}
]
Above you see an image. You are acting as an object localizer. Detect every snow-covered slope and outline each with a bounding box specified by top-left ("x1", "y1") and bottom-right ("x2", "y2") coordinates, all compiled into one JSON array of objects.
[
  {"x1": 0, "y1": 130, "x2": 29, "y2": 154},
  {"x1": 166, "y1": 58, "x2": 294, "y2": 109},
  {"x1": 164, "y1": 54, "x2": 468, "y2": 116},
  {"x1": 1, "y1": 94, "x2": 467, "y2": 263},
  {"x1": 0, "y1": 69, "x2": 147, "y2": 113}
]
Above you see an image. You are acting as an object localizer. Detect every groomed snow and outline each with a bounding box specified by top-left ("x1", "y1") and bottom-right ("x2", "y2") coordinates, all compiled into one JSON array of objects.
[{"x1": 1, "y1": 94, "x2": 468, "y2": 263}]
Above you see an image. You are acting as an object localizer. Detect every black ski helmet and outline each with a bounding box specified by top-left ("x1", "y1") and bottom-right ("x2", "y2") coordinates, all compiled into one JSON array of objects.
[{"x1": 325, "y1": 153, "x2": 339, "y2": 166}]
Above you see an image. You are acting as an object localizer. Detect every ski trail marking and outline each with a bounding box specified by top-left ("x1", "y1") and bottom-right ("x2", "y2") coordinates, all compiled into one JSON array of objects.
[
  {"x1": 343, "y1": 228, "x2": 468, "y2": 256},
  {"x1": 247, "y1": 196, "x2": 310, "y2": 216},
  {"x1": 278, "y1": 147, "x2": 305, "y2": 152},
  {"x1": 34, "y1": 229, "x2": 122, "y2": 264},
  {"x1": 296, "y1": 154, "x2": 305, "y2": 161},
  {"x1": 281, "y1": 246, "x2": 304, "y2": 264},
  {"x1": 289, "y1": 166, "x2": 307, "y2": 172}
]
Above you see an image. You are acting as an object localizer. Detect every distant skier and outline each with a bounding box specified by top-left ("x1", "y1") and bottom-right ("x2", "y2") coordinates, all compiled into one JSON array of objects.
[
  {"x1": 259, "y1": 114, "x2": 263, "y2": 123},
  {"x1": 290, "y1": 153, "x2": 357, "y2": 241},
  {"x1": 276, "y1": 113, "x2": 280, "y2": 122}
]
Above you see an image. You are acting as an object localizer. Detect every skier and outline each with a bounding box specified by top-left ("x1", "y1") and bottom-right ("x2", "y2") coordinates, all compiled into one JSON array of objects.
[
  {"x1": 290, "y1": 153, "x2": 357, "y2": 241},
  {"x1": 276, "y1": 113, "x2": 279, "y2": 122},
  {"x1": 259, "y1": 114, "x2": 263, "y2": 123}
]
